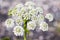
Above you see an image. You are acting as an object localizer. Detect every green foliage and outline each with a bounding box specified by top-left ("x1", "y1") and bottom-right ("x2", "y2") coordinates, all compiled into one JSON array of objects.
[
  {"x1": 56, "y1": 27, "x2": 60, "y2": 32},
  {"x1": 1, "y1": 37, "x2": 10, "y2": 40}
]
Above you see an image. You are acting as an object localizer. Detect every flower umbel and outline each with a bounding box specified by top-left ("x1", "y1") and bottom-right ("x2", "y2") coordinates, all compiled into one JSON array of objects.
[
  {"x1": 39, "y1": 22, "x2": 48, "y2": 31},
  {"x1": 27, "y1": 21, "x2": 36, "y2": 30},
  {"x1": 5, "y1": 18, "x2": 14, "y2": 28},
  {"x1": 45, "y1": 13, "x2": 54, "y2": 22},
  {"x1": 13, "y1": 26, "x2": 24, "y2": 36},
  {"x1": 5, "y1": 1, "x2": 54, "y2": 40}
]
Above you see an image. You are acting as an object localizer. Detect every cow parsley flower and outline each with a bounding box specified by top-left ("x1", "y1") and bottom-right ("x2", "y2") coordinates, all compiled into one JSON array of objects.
[
  {"x1": 27, "y1": 21, "x2": 36, "y2": 30},
  {"x1": 25, "y1": 1, "x2": 35, "y2": 7},
  {"x1": 45, "y1": 13, "x2": 54, "y2": 22},
  {"x1": 36, "y1": 7, "x2": 43, "y2": 14},
  {"x1": 15, "y1": 4, "x2": 24, "y2": 13},
  {"x1": 8, "y1": 3, "x2": 24, "y2": 16},
  {"x1": 39, "y1": 22, "x2": 48, "y2": 31},
  {"x1": 20, "y1": 7, "x2": 27, "y2": 14},
  {"x1": 25, "y1": 1, "x2": 35, "y2": 10},
  {"x1": 15, "y1": 3, "x2": 24, "y2": 9},
  {"x1": 15, "y1": 18, "x2": 23, "y2": 26},
  {"x1": 38, "y1": 14, "x2": 44, "y2": 23},
  {"x1": 23, "y1": 13, "x2": 31, "y2": 20},
  {"x1": 5, "y1": 18, "x2": 14, "y2": 28},
  {"x1": 29, "y1": 8, "x2": 37, "y2": 16},
  {"x1": 31, "y1": 15, "x2": 38, "y2": 22},
  {"x1": 13, "y1": 26, "x2": 24, "y2": 36}
]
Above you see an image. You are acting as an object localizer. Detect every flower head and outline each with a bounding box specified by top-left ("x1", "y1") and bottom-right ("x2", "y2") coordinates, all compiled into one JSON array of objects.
[
  {"x1": 25, "y1": 1, "x2": 35, "y2": 10},
  {"x1": 31, "y1": 15, "x2": 38, "y2": 22},
  {"x1": 23, "y1": 13, "x2": 31, "y2": 20},
  {"x1": 39, "y1": 22, "x2": 48, "y2": 31},
  {"x1": 36, "y1": 7, "x2": 43, "y2": 14},
  {"x1": 38, "y1": 14, "x2": 44, "y2": 22},
  {"x1": 45, "y1": 13, "x2": 54, "y2": 22},
  {"x1": 13, "y1": 26, "x2": 24, "y2": 36},
  {"x1": 5, "y1": 18, "x2": 14, "y2": 28},
  {"x1": 25, "y1": 1, "x2": 35, "y2": 7},
  {"x1": 27, "y1": 21, "x2": 36, "y2": 30},
  {"x1": 15, "y1": 18, "x2": 23, "y2": 26},
  {"x1": 29, "y1": 8, "x2": 37, "y2": 16},
  {"x1": 15, "y1": 3, "x2": 24, "y2": 9}
]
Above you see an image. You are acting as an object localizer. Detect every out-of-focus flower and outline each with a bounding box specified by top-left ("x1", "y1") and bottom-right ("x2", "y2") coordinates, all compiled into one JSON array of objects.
[
  {"x1": 13, "y1": 26, "x2": 24, "y2": 36},
  {"x1": 39, "y1": 22, "x2": 48, "y2": 31},
  {"x1": 27, "y1": 21, "x2": 36, "y2": 30},
  {"x1": 36, "y1": 7, "x2": 43, "y2": 14},
  {"x1": 45, "y1": 13, "x2": 54, "y2": 22},
  {"x1": 15, "y1": 18, "x2": 23, "y2": 26},
  {"x1": 5, "y1": 18, "x2": 14, "y2": 28}
]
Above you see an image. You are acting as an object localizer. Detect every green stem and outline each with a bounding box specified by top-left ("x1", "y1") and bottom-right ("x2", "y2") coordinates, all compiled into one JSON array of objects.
[
  {"x1": 24, "y1": 19, "x2": 27, "y2": 40},
  {"x1": 24, "y1": 32, "x2": 26, "y2": 40}
]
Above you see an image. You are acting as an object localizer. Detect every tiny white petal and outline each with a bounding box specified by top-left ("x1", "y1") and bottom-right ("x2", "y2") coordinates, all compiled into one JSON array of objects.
[
  {"x1": 13, "y1": 26, "x2": 24, "y2": 36},
  {"x1": 27, "y1": 21, "x2": 36, "y2": 30},
  {"x1": 39, "y1": 22, "x2": 48, "y2": 31},
  {"x1": 5, "y1": 18, "x2": 14, "y2": 28},
  {"x1": 45, "y1": 13, "x2": 54, "y2": 22}
]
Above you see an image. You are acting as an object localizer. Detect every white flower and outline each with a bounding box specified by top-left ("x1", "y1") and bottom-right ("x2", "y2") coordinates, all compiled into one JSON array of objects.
[
  {"x1": 15, "y1": 18, "x2": 23, "y2": 26},
  {"x1": 13, "y1": 26, "x2": 24, "y2": 36},
  {"x1": 23, "y1": 13, "x2": 31, "y2": 20},
  {"x1": 20, "y1": 7, "x2": 27, "y2": 14},
  {"x1": 5, "y1": 18, "x2": 14, "y2": 28},
  {"x1": 15, "y1": 4, "x2": 24, "y2": 9},
  {"x1": 9, "y1": 7, "x2": 17, "y2": 17},
  {"x1": 12, "y1": 7, "x2": 27, "y2": 19},
  {"x1": 31, "y1": 15, "x2": 38, "y2": 22},
  {"x1": 15, "y1": 4, "x2": 24, "y2": 13},
  {"x1": 25, "y1": 1, "x2": 35, "y2": 7},
  {"x1": 38, "y1": 14, "x2": 44, "y2": 23},
  {"x1": 29, "y1": 8, "x2": 37, "y2": 16},
  {"x1": 36, "y1": 7, "x2": 43, "y2": 14},
  {"x1": 45, "y1": 13, "x2": 54, "y2": 22},
  {"x1": 39, "y1": 22, "x2": 48, "y2": 31},
  {"x1": 17, "y1": 13, "x2": 23, "y2": 18},
  {"x1": 25, "y1": 1, "x2": 35, "y2": 10},
  {"x1": 27, "y1": 21, "x2": 36, "y2": 30}
]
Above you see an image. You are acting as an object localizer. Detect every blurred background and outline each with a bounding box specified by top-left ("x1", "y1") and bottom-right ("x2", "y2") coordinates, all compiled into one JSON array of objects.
[{"x1": 0, "y1": 0, "x2": 60, "y2": 40}]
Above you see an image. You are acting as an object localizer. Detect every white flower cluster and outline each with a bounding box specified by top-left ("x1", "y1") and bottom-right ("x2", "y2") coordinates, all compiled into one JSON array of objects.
[{"x1": 5, "y1": 1, "x2": 54, "y2": 36}]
